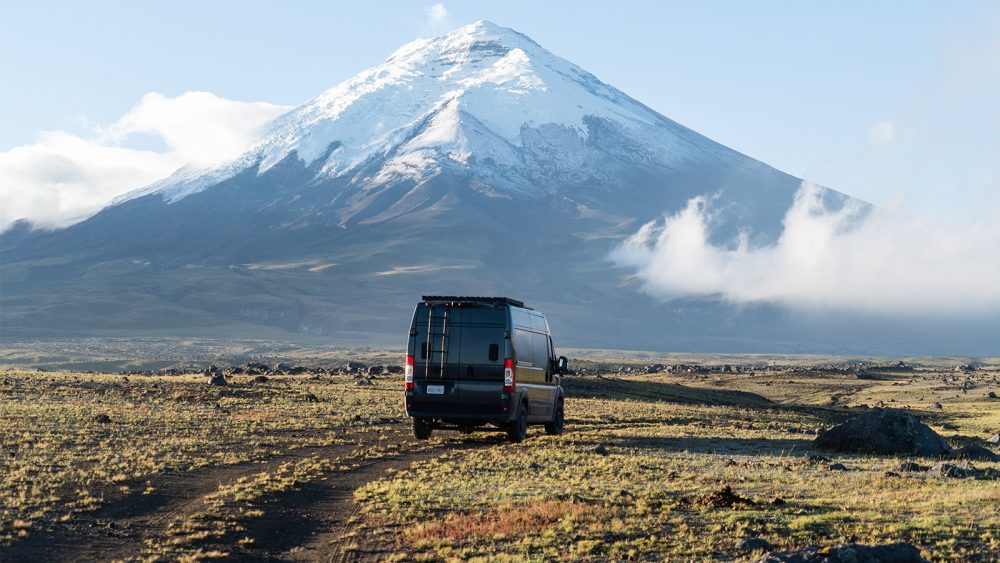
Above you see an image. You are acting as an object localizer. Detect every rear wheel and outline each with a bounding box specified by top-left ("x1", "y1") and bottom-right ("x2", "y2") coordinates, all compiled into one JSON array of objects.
[
  {"x1": 545, "y1": 400, "x2": 564, "y2": 435},
  {"x1": 507, "y1": 404, "x2": 528, "y2": 443},
  {"x1": 412, "y1": 417, "x2": 432, "y2": 440}
]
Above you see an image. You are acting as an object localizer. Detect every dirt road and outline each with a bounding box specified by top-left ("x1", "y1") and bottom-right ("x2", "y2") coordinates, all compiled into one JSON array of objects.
[{"x1": 0, "y1": 428, "x2": 501, "y2": 562}]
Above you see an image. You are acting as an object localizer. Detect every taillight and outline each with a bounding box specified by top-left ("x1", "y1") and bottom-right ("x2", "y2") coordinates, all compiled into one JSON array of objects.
[
  {"x1": 503, "y1": 358, "x2": 514, "y2": 392},
  {"x1": 405, "y1": 354, "x2": 414, "y2": 391}
]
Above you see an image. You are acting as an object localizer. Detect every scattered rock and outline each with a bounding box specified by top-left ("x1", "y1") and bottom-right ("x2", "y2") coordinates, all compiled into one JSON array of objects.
[
  {"x1": 988, "y1": 391, "x2": 998, "y2": 399},
  {"x1": 951, "y1": 444, "x2": 1000, "y2": 462},
  {"x1": 805, "y1": 454, "x2": 831, "y2": 464},
  {"x1": 932, "y1": 402, "x2": 943, "y2": 410},
  {"x1": 986, "y1": 433, "x2": 1000, "y2": 445},
  {"x1": 930, "y1": 463, "x2": 972, "y2": 478},
  {"x1": 592, "y1": 444, "x2": 609, "y2": 456},
  {"x1": 896, "y1": 461, "x2": 927, "y2": 472},
  {"x1": 698, "y1": 485, "x2": 755, "y2": 508},
  {"x1": 813, "y1": 409, "x2": 952, "y2": 457},
  {"x1": 771, "y1": 497, "x2": 786, "y2": 506},
  {"x1": 738, "y1": 537, "x2": 773, "y2": 552},
  {"x1": 755, "y1": 542, "x2": 927, "y2": 562},
  {"x1": 93, "y1": 414, "x2": 112, "y2": 424},
  {"x1": 208, "y1": 373, "x2": 227, "y2": 386},
  {"x1": 251, "y1": 375, "x2": 269, "y2": 384},
  {"x1": 528, "y1": 462, "x2": 541, "y2": 470},
  {"x1": 827, "y1": 462, "x2": 848, "y2": 471},
  {"x1": 354, "y1": 377, "x2": 373, "y2": 386},
  {"x1": 304, "y1": 392, "x2": 320, "y2": 403}
]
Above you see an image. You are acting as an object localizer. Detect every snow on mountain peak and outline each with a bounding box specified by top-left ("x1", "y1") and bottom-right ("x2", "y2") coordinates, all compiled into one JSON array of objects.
[{"x1": 138, "y1": 21, "x2": 702, "y2": 203}]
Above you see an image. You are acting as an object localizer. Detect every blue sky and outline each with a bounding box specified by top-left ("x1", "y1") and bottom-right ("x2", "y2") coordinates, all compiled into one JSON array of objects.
[{"x1": 2, "y1": 0, "x2": 998, "y2": 217}]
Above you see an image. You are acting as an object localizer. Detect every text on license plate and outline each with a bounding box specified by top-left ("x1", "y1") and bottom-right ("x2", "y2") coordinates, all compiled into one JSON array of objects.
[{"x1": 426, "y1": 384, "x2": 445, "y2": 395}]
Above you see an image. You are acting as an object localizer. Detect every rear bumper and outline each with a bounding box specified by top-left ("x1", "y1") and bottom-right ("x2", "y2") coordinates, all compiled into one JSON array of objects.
[
  {"x1": 406, "y1": 410, "x2": 515, "y2": 423},
  {"x1": 405, "y1": 390, "x2": 519, "y2": 423}
]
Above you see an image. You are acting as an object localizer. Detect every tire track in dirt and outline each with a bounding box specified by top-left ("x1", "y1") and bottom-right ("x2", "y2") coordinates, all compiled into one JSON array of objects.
[
  {"x1": 256, "y1": 434, "x2": 507, "y2": 562},
  {"x1": 0, "y1": 428, "x2": 504, "y2": 562}
]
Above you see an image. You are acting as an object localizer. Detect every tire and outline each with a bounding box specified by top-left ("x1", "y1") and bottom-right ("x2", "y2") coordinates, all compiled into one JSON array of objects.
[
  {"x1": 412, "y1": 417, "x2": 432, "y2": 440},
  {"x1": 545, "y1": 399, "x2": 564, "y2": 435},
  {"x1": 507, "y1": 403, "x2": 528, "y2": 443}
]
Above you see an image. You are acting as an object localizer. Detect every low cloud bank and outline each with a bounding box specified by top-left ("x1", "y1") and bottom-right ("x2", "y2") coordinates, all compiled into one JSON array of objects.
[
  {"x1": 0, "y1": 92, "x2": 290, "y2": 230},
  {"x1": 612, "y1": 182, "x2": 1000, "y2": 316}
]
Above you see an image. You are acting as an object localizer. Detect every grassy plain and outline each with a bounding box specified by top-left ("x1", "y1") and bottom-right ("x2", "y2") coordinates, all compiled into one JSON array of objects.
[{"x1": 1, "y1": 356, "x2": 998, "y2": 561}]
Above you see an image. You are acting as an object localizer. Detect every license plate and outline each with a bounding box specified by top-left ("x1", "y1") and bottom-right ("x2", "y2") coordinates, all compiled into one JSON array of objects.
[{"x1": 426, "y1": 384, "x2": 445, "y2": 395}]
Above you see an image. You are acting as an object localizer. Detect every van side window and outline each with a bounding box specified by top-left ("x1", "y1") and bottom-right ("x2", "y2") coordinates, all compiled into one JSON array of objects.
[
  {"x1": 530, "y1": 314, "x2": 547, "y2": 332},
  {"x1": 514, "y1": 328, "x2": 533, "y2": 365},
  {"x1": 512, "y1": 309, "x2": 532, "y2": 329},
  {"x1": 531, "y1": 331, "x2": 549, "y2": 369}
]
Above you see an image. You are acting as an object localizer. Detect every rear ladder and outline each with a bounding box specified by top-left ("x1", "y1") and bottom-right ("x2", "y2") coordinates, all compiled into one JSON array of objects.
[{"x1": 424, "y1": 305, "x2": 450, "y2": 381}]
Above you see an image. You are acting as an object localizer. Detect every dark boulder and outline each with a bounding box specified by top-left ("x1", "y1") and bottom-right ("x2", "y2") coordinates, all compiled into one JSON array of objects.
[
  {"x1": 950, "y1": 444, "x2": 1000, "y2": 462},
  {"x1": 813, "y1": 409, "x2": 951, "y2": 457},
  {"x1": 755, "y1": 542, "x2": 927, "y2": 562}
]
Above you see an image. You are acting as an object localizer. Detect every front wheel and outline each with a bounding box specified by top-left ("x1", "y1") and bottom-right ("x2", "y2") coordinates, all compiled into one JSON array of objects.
[
  {"x1": 507, "y1": 405, "x2": 527, "y2": 443},
  {"x1": 545, "y1": 400, "x2": 564, "y2": 435},
  {"x1": 412, "y1": 417, "x2": 433, "y2": 440}
]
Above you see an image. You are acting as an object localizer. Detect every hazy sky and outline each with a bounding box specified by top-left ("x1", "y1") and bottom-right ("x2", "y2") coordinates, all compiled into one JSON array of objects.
[{"x1": 2, "y1": 0, "x2": 998, "y2": 223}]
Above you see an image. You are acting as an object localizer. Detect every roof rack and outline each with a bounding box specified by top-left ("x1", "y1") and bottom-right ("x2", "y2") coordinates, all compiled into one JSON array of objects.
[{"x1": 421, "y1": 295, "x2": 528, "y2": 309}]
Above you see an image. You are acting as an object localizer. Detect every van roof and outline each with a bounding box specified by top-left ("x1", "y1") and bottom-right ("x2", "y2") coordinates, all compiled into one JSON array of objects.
[{"x1": 421, "y1": 295, "x2": 530, "y2": 309}]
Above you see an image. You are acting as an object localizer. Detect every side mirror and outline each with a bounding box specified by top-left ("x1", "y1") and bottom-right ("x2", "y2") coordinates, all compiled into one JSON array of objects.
[{"x1": 557, "y1": 356, "x2": 568, "y2": 374}]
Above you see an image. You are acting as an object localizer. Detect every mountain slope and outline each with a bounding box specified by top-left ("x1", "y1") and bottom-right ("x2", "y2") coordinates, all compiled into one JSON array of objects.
[{"x1": 7, "y1": 21, "x2": 991, "y2": 354}]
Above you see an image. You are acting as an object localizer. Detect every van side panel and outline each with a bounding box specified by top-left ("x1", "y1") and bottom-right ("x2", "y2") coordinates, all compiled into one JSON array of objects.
[{"x1": 511, "y1": 308, "x2": 552, "y2": 420}]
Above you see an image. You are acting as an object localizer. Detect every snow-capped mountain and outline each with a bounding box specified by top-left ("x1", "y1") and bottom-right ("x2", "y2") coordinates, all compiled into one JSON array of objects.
[
  {"x1": 126, "y1": 21, "x2": 755, "y2": 208},
  {"x1": 6, "y1": 21, "x2": 990, "y2": 354}
]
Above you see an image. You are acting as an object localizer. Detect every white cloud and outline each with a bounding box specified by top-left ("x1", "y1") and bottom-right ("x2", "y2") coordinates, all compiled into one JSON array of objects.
[
  {"x1": 0, "y1": 92, "x2": 290, "y2": 230},
  {"x1": 426, "y1": 3, "x2": 448, "y2": 25},
  {"x1": 868, "y1": 120, "x2": 896, "y2": 147},
  {"x1": 612, "y1": 182, "x2": 1000, "y2": 316}
]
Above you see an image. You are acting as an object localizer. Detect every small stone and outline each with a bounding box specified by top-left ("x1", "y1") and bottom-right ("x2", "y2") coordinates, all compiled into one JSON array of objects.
[
  {"x1": 986, "y1": 433, "x2": 1000, "y2": 445},
  {"x1": 771, "y1": 497, "x2": 786, "y2": 506},
  {"x1": 896, "y1": 461, "x2": 928, "y2": 472},
  {"x1": 827, "y1": 462, "x2": 848, "y2": 471},
  {"x1": 737, "y1": 537, "x2": 773, "y2": 552},
  {"x1": 930, "y1": 463, "x2": 971, "y2": 478},
  {"x1": 304, "y1": 392, "x2": 320, "y2": 403},
  {"x1": 593, "y1": 444, "x2": 609, "y2": 456},
  {"x1": 93, "y1": 414, "x2": 112, "y2": 424},
  {"x1": 988, "y1": 391, "x2": 998, "y2": 399}
]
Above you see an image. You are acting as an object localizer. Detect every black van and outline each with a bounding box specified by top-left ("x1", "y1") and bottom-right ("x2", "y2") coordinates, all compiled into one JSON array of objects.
[{"x1": 404, "y1": 296, "x2": 568, "y2": 442}]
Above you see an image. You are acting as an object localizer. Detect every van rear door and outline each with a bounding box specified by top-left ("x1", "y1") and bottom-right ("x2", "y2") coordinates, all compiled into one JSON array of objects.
[{"x1": 453, "y1": 310, "x2": 507, "y2": 415}]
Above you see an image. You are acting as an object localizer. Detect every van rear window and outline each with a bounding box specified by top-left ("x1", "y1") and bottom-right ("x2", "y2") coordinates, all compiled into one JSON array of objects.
[{"x1": 412, "y1": 304, "x2": 505, "y2": 366}]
